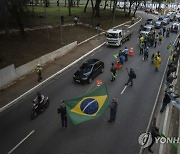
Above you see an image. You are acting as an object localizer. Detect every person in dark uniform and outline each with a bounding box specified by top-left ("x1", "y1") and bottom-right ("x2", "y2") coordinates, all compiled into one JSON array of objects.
[
  {"x1": 160, "y1": 92, "x2": 171, "y2": 113},
  {"x1": 108, "y1": 98, "x2": 118, "y2": 123},
  {"x1": 58, "y1": 102, "x2": 67, "y2": 128},
  {"x1": 148, "y1": 118, "x2": 161, "y2": 153},
  {"x1": 125, "y1": 68, "x2": 136, "y2": 86},
  {"x1": 110, "y1": 63, "x2": 117, "y2": 82}
]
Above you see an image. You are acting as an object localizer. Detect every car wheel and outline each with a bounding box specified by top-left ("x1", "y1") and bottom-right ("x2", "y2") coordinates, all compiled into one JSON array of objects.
[{"x1": 88, "y1": 78, "x2": 92, "y2": 84}]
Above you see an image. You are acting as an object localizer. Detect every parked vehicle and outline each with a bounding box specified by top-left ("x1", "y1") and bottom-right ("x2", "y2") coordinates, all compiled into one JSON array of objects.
[
  {"x1": 155, "y1": 21, "x2": 163, "y2": 29},
  {"x1": 162, "y1": 18, "x2": 169, "y2": 25},
  {"x1": 73, "y1": 59, "x2": 104, "y2": 84},
  {"x1": 175, "y1": 13, "x2": 180, "y2": 22},
  {"x1": 140, "y1": 25, "x2": 154, "y2": 36},
  {"x1": 105, "y1": 29, "x2": 132, "y2": 47},
  {"x1": 153, "y1": 10, "x2": 159, "y2": 15},
  {"x1": 158, "y1": 15, "x2": 165, "y2": 21},
  {"x1": 146, "y1": 18, "x2": 155, "y2": 25},
  {"x1": 31, "y1": 96, "x2": 49, "y2": 120},
  {"x1": 171, "y1": 23, "x2": 180, "y2": 33}
]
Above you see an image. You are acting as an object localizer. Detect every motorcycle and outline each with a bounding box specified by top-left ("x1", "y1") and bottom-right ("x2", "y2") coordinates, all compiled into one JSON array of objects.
[{"x1": 31, "y1": 96, "x2": 49, "y2": 120}]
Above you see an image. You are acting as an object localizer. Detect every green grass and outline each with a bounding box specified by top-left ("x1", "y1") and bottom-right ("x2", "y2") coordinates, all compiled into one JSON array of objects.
[{"x1": 27, "y1": 6, "x2": 131, "y2": 30}]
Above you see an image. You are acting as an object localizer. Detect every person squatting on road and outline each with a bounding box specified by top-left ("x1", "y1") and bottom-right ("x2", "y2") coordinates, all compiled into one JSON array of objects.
[
  {"x1": 108, "y1": 98, "x2": 118, "y2": 123},
  {"x1": 58, "y1": 102, "x2": 67, "y2": 128},
  {"x1": 35, "y1": 64, "x2": 42, "y2": 82},
  {"x1": 110, "y1": 63, "x2": 117, "y2": 82},
  {"x1": 148, "y1": 118, "x2": 161, "y2": 153},
  {"x1": 160, "y1": 91, "x2": 171, "y2": 113},
  {"x1": 125, "y1": 68, "x2": 136, "y2": 86}
]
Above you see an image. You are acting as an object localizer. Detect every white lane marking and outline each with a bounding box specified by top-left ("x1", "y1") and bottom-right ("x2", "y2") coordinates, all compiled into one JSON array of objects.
[
  {"x1": 8, "y1": 130, "x2": 35, "y2": 154},
  {"x1": 139, "y1": 33, "x2": 180, "y2": 154},
  {"x1": 86, "y1": 82, "x2": 96, "y2": 93},
  {"x1": 121, "y1": 86, "x2": 127, "y2": 94},
  {"x1": 82, "y1": 100, "x2": 96, "y2": 112},
  {"x1": 0, "y1": 16, "x2": 142, "y2": 113}
]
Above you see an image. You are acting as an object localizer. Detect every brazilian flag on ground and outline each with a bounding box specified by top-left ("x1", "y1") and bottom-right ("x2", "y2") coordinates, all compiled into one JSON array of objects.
[{"x1": 64, "y1": 84, "x2": 110, "y2": 125}]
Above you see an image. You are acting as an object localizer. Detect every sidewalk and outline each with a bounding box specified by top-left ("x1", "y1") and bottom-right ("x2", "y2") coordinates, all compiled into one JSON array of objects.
[{"x1": 0, "y1": 18, "x2": 139, "y2": 109}]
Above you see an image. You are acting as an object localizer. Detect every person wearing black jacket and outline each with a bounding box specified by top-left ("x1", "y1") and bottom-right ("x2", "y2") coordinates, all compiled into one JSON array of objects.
[
  {"x1": 125, "y1": 68, "x2": 136, "y2": 86},
  {"x1": 148, "y1": 118, "x2": 161, "y2": 153},
  {"x1": 160, "y1": 92, "x2": 171, "y2": 113},
  {"x1": 58, "y1": 102, "x2": 67, "y2": 128}
]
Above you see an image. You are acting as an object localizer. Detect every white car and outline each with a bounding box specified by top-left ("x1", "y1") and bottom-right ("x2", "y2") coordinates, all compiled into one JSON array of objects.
[
  {"x1": 140, "y1": 25, "x2": 154, "y2": 36},
  {"x1": 153, "y1": 10, "x2": 159, "y2": 15}
]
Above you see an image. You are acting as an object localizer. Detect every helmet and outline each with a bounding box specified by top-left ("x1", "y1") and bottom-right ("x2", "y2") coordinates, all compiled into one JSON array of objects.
[{"x1": 37, "y1": 64, "x2": 41, "y2": 67}]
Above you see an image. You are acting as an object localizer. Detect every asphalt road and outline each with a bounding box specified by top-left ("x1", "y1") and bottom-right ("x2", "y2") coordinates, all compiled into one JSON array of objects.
[{"x1": 0, "y1": 12, "x2": 178, "y2": 154}]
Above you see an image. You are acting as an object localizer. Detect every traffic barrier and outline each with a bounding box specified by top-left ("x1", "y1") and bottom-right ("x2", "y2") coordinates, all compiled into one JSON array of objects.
[{"x1": 128, "y1": 47, "x2": 134, "y2": 56}]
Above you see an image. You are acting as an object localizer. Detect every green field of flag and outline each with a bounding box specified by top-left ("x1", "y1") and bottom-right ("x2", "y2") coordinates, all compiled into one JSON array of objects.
[{"x1": 64, "y1": 84, "x2": 110, "y2": 125}]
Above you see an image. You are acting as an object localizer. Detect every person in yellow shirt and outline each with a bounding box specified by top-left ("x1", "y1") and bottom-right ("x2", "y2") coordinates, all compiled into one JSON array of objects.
[
  {"x1": 35, "y1": 64, "x2": 42, "y2": 82},
  {"x1": 155, "y1": 56, "x2": 161, "y2": 72}
]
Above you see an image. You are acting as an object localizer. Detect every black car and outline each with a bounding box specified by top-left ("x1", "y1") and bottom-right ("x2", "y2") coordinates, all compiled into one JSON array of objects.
[
  {"x1": 73, "y1": 59, "x2": 104, "y2": 84},
  {"x1": 146, "y1": 19, "x2": 155, "y2": 25}
]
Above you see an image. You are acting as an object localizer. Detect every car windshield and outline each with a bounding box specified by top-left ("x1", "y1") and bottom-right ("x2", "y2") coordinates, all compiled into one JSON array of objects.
[
  {"x1": 106, "y1": 33, "x2": 118, "y2": 38},
  {"x1": 80, "y1": 63, "x2": 93, "y2": 73}
]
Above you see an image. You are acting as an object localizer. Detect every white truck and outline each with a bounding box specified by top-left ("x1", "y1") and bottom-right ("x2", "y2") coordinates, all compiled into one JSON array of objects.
[{"x1": 105, "y1": 29, "x2": 132, "y2": 47}]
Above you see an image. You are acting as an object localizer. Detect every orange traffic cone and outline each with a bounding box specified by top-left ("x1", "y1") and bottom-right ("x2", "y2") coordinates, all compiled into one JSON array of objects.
[
  {"x1": 115, "y1": 61, "x2": 123, "y2": 69},
  {"x1": 128, "y1": 47, "x2": 134, "y2": 56},
  {"x1": 96, "y1": 79, "x2": 102, "y2": 86}
]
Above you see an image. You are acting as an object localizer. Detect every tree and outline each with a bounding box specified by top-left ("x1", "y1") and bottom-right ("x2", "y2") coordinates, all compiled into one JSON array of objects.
[
  {"x1": 94, "y1": 0, "x2": 101, "y2": 17},
  {"x1": 112, "y1": 0, "x2": 118, "y2": 23},
  {"x1": 68, "y1": 0, "x2": 72, "y2": 16},
  {"x1": 7, "y1": 0, "x2": 30, "y2": 38},
  {"x1": 133, "y1": 0, "x2": 142, "y2": 17},
  {"x1": 84, "y1": 0, "x2": 94, "y2": 13},
  {"x1": 128, "y1": 0, "x2": 135, "y2": 16}
]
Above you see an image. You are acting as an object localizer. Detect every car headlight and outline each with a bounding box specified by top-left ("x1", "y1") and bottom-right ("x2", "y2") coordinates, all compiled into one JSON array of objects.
[{"x1": 82, "y1": 75, "x2": 88, "y2": 80}]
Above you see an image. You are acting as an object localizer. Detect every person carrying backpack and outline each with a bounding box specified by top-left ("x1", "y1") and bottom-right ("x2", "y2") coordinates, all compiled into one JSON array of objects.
[{"x1": 125, "y1": 68, "x2": 136, "y2": 86}]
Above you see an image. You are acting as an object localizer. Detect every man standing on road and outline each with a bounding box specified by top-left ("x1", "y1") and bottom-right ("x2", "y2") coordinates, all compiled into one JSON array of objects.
[
  {"x1": 124, "y1": 47, "x2": 129, "y2": 61},
  {"x1": 58, "y1": 102, "x2": 67, "y2": 128},
  {"x1": 108, "y1": 98, "x2": 118, "y2": 123},
  {"x1": 125, "y1": 68, "x2": 136, "y2": 86},
  {"x1": 110, "y1": 63, "x2": 117, "y2": 82},
  {"x1": 35, "y1": 64, "x2": 42, "y2": 82}
]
